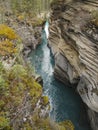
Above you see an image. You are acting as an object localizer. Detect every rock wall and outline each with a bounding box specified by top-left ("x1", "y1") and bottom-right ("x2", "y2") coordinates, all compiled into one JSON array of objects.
[{"x1": 49, "y1": 0, "x2": 98, "y2": 129}]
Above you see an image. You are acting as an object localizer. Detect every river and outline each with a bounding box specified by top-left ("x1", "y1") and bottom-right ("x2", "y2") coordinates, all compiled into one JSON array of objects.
[{"x1": 29, "y1": 26, "x2": 91, "y2": 130}]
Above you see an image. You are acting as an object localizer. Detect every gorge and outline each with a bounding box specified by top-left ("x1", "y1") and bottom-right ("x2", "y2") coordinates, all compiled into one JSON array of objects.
[
  {"x1": 0, "y1": 0, "x2": 98, "y2": 129},
  {"x1": 30, "y1": 23, "x2": 91, "y2": 130}
]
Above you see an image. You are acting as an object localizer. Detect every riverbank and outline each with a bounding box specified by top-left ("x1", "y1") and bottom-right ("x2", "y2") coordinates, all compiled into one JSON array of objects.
[{"x1": 0, "y1": 23, "x2": 51, "y2": 129}]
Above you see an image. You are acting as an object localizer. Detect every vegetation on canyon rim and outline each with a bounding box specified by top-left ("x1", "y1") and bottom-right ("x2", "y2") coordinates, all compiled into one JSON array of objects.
[
  {"x1": 0, "y1": 6, "x2": 74, "y2": 130},
  {"x1": 0, "y1": 24, "x2": 74, "y2": 130},
  {"x1": 0, "y1": 0, "x2": 52, "y2": 26},
  {"x1": 91, "y1": 10, "x2": 98, "y2": 28}
]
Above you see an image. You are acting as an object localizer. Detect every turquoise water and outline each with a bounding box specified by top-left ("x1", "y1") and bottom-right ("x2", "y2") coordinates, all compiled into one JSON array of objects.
[{"x1": 29, "y1": 30, "x2": 91, "y2": 130}]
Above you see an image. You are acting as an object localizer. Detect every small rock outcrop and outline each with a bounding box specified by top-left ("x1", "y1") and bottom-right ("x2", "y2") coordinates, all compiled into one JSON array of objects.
[
  {"x1": 15, "y1": 25, "x2": 42, "y2": 56},
  {"x1": 5, "y1": 16, "x2": 42, "y2": 56},
  {"x1": 49, "y1": 0, "x2": 98, "y2": 129}
]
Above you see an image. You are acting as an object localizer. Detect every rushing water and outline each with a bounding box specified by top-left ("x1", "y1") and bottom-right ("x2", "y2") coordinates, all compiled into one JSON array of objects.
[{"x1": 29, "y1": 27, "x2": 91, "y2": 130}]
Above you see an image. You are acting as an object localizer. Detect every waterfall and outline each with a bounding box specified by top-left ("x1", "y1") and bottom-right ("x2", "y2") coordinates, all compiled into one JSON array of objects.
[{"x1": 44, "y1": 20, "x2": 49, "y2": 39}]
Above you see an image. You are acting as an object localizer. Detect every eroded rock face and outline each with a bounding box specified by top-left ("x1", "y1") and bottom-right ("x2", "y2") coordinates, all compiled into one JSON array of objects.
[
  {"x1": 6, "y1": 17, "x2": 42, "y2": 56},
  {"x1": 49, "y1": 0, "x2": 98, "y2": 129},
  {"x1": 88, "y1": 108, "x2": 98, "y2": 130},
  {"x1": 16, "y1": 25, "x2": 42, "y2": 56}
]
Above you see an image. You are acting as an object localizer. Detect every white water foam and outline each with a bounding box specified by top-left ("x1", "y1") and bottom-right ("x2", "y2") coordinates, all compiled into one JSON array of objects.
[{"x1": 44, "y1": 21, "x2": 49, "y2": 39}]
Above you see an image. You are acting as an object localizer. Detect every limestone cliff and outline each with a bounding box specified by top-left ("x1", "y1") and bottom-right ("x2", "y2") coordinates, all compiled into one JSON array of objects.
[{"x1": 49, "y1": 0, "x2": 98, "y2": 129}]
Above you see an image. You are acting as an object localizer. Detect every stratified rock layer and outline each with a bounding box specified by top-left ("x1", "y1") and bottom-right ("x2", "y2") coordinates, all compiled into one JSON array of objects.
[{"x1": 49, "y1": 0, "x2": 98, "y2": 130}]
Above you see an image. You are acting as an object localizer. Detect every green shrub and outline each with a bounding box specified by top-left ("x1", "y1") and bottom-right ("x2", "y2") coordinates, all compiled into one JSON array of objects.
[{"x1": 91, "y1": 10, "x2": 98, "y2": 27}]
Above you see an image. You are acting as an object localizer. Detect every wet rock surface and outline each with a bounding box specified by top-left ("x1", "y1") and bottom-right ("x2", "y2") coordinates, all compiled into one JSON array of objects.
[{"x1": 49, "y1": 0, "x2": 98, "y2": 130}]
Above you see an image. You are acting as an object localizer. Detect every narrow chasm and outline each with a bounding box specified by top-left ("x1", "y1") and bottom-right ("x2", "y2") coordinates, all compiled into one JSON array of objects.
[{"x1": 29, "y1": 24, "x2": 92, "y2": 130}]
